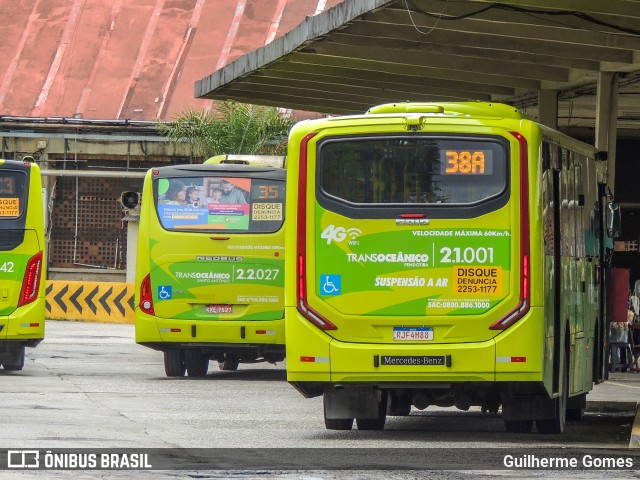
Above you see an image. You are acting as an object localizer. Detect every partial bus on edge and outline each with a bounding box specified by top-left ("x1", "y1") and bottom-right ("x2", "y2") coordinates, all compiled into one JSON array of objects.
[
  {"x1": 135, "y1": 155, "x2": 286, "y2": 377},
  {"x1": 285, "y1": 102, "x2": 618, "y2": 433},
  {"x1": 0, "y1": 159, "x2": 46, "y2": 370}
]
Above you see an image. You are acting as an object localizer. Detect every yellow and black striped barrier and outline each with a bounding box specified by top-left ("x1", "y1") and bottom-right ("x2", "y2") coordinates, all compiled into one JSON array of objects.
[{"x1": 46, "y1": 281, "x2": 135, "y2": 324}]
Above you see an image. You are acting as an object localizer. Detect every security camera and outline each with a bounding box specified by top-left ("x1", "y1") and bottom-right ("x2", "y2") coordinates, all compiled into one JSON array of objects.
[{"x1": 120, "y1": 191, "x2": 142, "y2": 211}]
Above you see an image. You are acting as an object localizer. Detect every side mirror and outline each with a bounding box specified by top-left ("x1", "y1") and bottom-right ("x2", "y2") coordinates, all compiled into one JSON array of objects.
[{"x1": 607, "y1": 201, "x2": 621, "y2": 238}]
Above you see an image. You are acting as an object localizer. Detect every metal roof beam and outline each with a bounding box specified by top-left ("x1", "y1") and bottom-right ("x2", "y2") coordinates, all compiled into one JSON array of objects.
[
  {"x1": 258, "y1": 62, "x2": 515, "y2": 96},
  {"x1": 325, "y1": 33, "x2": 601, "y2": 70},
  {"x1": 299, "y1": 42, "x2": 572, "y2": 82},
  {"x1": 285, "y1": 52, "x2": 542, "y2": 88},
  {"x1": 226, "y1": 78, "x2": 492, "y2": 102},
  {"x1": 342, "y1": 21, "x2": 634, "y2": 63}
]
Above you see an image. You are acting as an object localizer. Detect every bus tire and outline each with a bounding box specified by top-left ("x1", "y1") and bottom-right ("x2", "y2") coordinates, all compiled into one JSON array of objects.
[
  {"x1": 504, "y1": 420, "x2": 533, "y2": 433},
  {"x1": 536, "y1": 356, "x2": 568, "y2": 434},
  {"x1": 567, "y1": 393, "x2": 586, "y2": 421},
  {"x1": 164, "y1": 350, "x2": 186, "y2": 377},
  {"x1": 219, "y1": 356, "x2": 239, "y2": 371},
  {"x1": 325, "y1": 417, "x2": 354, "y2": 430},
  {"x1": 323, "y1": 394, "x2": 353, "y2": 430},
  {"x1": 2, "y1": 346, "x2": 25, "y2": 371},
  {"x1": 387, "y1": 392, "x2": 412, "y2": 416},
  {"x1": 186, "y1": 351, "x2": 209, "y2": 377},
  {"x1": 566, "y1": 407, "x2": 584, "y2": 421},
  {"x1": 356, "y1": 392, "x2": 387, "y2": 431}
]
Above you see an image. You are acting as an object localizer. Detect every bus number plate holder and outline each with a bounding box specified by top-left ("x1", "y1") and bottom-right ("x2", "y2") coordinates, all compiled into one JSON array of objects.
[{"x1": 393, "y1": 327, "x2": 433, "y2": 341}]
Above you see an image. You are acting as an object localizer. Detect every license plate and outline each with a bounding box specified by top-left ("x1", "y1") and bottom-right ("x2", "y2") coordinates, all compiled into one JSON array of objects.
[
  {"x1": 393, "y1": 327, "x2": 433, "y2": 341},
  {"x1": 205, "y1": 304, "x2": 232, "y2": 314}
]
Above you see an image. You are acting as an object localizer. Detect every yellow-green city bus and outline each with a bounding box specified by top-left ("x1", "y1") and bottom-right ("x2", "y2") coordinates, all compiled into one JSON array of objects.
[
  {"x1": 135, "y1": 155, "x2": 286, "y2": 377},
  {"x1": 0, "y1": 159, "x2": 46, "y2": 370},
  {"x1": 285, "y1": 102, "x2": 618, "y2": 433}
]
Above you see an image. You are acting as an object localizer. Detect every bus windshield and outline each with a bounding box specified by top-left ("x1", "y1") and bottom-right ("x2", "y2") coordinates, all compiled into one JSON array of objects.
[
  {"x1": 319, "y1": 136, "x2": 507, "y2": 205},
  {"x1": 154, "y1": 175, "x2": 285, "y2": 233}
]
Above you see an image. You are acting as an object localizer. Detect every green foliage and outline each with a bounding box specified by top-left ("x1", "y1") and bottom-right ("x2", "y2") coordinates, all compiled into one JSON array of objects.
[{"x1": 159, "y1": 101, "x2": 294, "y2": 158}]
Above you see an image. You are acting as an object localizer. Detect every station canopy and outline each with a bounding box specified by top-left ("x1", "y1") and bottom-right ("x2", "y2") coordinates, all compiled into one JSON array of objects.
[{"x1": 195, "y1": 0, "x2": 640, "y2": 135}]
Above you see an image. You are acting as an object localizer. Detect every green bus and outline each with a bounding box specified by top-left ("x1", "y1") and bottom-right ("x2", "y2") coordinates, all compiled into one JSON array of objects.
[
  {"x1": 285, "y1": 102, "x2": 618, "y2": 433},
  {"x1": 135, "y1": 155, "x2": 286, "y2": 377},
  {"x1": 0, "y1": 159, "x2": 46, "y2": 370}
]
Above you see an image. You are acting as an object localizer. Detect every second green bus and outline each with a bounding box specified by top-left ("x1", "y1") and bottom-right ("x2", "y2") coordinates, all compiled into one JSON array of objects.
[{"x1": 135, "y1": 155, "x2": 286, "y2": 376}]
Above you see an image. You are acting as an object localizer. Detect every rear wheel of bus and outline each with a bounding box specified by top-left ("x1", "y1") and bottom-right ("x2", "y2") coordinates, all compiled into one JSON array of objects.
[
  {"x1": 218, "y1": 355, "x2": 239, "y2": 371},
  {"x1": 164, "y1": 350, "x2": 186, "y2": 377},
  {"x1": 536, "y1": 354, "x2": 569, "y2": 434},
  {"x1": 504, "y1": 419, "x2": 534, "y2": 433},
  {"x1": 356, "y1": 392, "x2": 388, "y2": 431},
  {"x1": 323, "y1": 395, "x2": 353, "y2": 430},
  {"x1": 1, "y1": 345, "x2": 25, "y2": 371},
  {"x1": 185, "y1": 350, "x2": 209, "y2": 377}
]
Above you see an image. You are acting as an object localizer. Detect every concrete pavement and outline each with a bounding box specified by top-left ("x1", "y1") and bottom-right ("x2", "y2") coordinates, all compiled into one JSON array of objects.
[{"x1": 587, "y1": 371, "x2": 640, "y2": 448}]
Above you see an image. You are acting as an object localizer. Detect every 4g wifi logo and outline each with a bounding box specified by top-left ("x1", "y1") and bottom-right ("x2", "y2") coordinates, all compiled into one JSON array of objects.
[{"x1": 321, "y1": 225, "x2": 362, "y2": 245}]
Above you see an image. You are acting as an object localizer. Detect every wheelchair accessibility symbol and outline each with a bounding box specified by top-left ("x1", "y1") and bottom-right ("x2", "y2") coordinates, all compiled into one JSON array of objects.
[
  {"x1": 158, "y1": 285, "x2": 172, "y2": 300},
  {"x1": 320, "y1": 275, "x2": 341, "y2": 296}
]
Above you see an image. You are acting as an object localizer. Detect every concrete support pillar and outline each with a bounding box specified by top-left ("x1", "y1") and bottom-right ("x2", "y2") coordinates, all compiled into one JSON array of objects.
[
  {"x1": 538, "y1": 89, "x2": 558, "y2": 130},
  {"x1": 126, "y1": 221, "x2": 139, "y2": 284},
  {"x1": 595, "y1": 72, "x2": 620, "y2": 194}
]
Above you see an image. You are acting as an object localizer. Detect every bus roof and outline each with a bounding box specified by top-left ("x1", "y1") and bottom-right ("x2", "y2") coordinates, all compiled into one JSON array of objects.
[
  {"x1": 366, "y1": 102, "x2": 530, "y2": 120},
  {"x1": 204, "y1": 154, "x2": 286, "y2": 168}
]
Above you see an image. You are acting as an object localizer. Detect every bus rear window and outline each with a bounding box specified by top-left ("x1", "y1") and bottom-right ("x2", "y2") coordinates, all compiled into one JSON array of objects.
[
  {"x1": 154, "y1": 176, "x2": 285, "y2": 233},
  {"x1": 0, "y1": 170, "x2": 27, "y2": 219},
  {"x1": 319, "y1": 136, "x2": 507, "y2": 205}
]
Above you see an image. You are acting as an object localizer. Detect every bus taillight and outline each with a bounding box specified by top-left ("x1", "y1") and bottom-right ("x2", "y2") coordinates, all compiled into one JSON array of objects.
[
  {"x1": 18, "y1": 251, "x2": 43, "y2": 307},
  {"x1": 523, "y1": 254, "x2": 529, "y2": 300},
  {"x1": 491, "y1": 132, "x2": 530, "y2": 330},
  {"x1": 296, "y1": 132, "x2": 337, "y2": 331},
  {"x1": 139, "y1": 274, "x2": 155, "y2": 315}
]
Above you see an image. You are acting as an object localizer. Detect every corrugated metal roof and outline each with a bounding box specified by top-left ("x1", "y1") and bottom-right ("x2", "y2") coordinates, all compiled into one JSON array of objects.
[{"x1": 0, "y1": 0, "x2": 342, "y2": 121}]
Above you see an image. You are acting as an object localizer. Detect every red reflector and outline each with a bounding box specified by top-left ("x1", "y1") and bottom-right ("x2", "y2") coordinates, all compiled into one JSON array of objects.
[
  {"x1": 170, "y1": 328, "x2": 181, "y2": 333},
  {"x1": 30, "y1": 323, "x2": 40, "y2": 327},
  {"x1": 400, "y1": 213, "x2": 426, "y2": 218},
  {"x1": 300, "y1": 356, "x2": 315, "y2": 362},
  {"x1": 256, "y1": 330, "x2": 266, "y2": 335},
  {"x1": 511, "y1": 357, "x2": 526, "y2": 362}
]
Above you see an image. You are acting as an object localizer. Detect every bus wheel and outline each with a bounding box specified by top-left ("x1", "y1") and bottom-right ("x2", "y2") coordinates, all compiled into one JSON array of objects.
[
  {"x1": 567, "y1": 393, "x2": 586, "y2": 421},
  {"x1": 536, "y1": 357, "x2": 568, "y2": 434},
  {"x1": 566, "y1": 407, "x2": 584, "y2": 421},
  {"x1": 387, "y1": 392, "x2": 412, "y2": 416},
  {"x1": 2, "y1": 346, "x2": 25, "y2": 371},
  {"x1": 504, "y1": 420, "x2": 533, "y2": 433},
  {"x1": 164, "y1": 350, "x2": 186, "y2": 377},
  {"x1": 219, "y1": 356, "x2": 239, "y2": 371},
  {"x1": 325, "y1": 417, "x2": 354, "y2": 430},
  {"x1": 186, "y1": 351, "x2": 209, "y2": 377},
  {"x1": 323, "y1": 395, "x2": 353, "y2": 430},
  {"x1": 356, "y1": 392, "x2": 388, "y2": 431}
]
